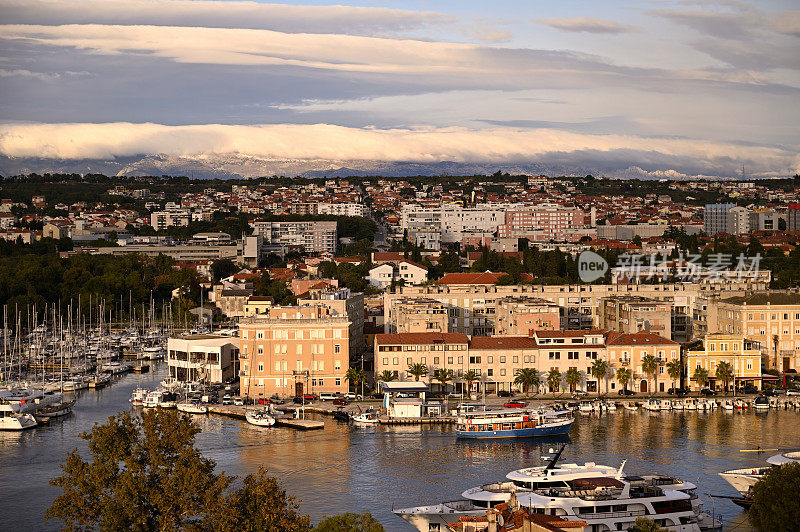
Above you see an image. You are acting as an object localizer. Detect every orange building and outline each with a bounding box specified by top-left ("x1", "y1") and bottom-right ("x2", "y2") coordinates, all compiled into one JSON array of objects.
[{"x1": 239, "y1": 306, "x2": 349, "y2": 399}]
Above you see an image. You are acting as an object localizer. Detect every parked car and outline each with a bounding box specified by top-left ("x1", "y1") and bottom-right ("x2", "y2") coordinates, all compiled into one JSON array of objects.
[
  {"x1": 257, "y1": 397, "x2": 271, "y2": 405},
  {"x1": 222, "y1": 394, "x2": 232, "y2": 405},
  {"x1": 344, "y1": 392, "x2": 361, "y2": 400},
  {"x1": 618, "y1": 389, "x2": 636, "y2": 396},
  {"x1": 497, "y1": 390, "x2": 513, "y2": 397},
  {"x1": 269, "y1": 394, "x2": 285, "y2": 405},
  {"x1": 773, "y1": 388, "x2": 786, "y2": 395},
  {"x1": 572, "y1": 390, "x2": 589, "y2": 398},
  {"x1": 667, "y1": 387, "x2": 689, "y2": 396},
  {"x1": 370, "y1": 392, "x2": 384, "y2": 399},
  {"x1": 292, "y1": 393, "x2": 316, "y2": 404},
  {"x1": 332, "y1": 398, "x2": 349, "y2": 406},
  {"x1": 762, "y1": 388, "x2": 776, "y2": 397},
  {"x1": 700, "y1": 388, "x2": 717, "y2": 396},
  {"x1": 447, "y1": 392, "x2": 464, "y2": 399},
  {"x1": 504, "y1": 400, "x2": 526, "y2": 408},
  {"x1": 232, "y1": 396, "x2": 243, "y2": 406},
  {"x1": 786, "y1": 388, "x2": 800, "y2": 396},
  {"x1": 737, "y1": 386, "x2": 759, "y2": 395},
  {"x1": 319, "y1": 392, "x2": 338, "y2": 401}
]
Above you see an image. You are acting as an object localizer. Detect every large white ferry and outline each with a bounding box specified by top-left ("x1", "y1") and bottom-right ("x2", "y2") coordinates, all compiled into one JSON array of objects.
[
  {"x1": 394, "y1": 449, "x2": 721, "y2": 532},
  {"x1": 454, "y1": 408, "x2": 574, "y2": 439}
]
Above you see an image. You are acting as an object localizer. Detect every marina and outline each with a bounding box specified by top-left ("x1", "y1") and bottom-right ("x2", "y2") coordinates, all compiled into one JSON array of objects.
[{"x1": 2, "y1": 364, "x2": 800, "y2": 530}]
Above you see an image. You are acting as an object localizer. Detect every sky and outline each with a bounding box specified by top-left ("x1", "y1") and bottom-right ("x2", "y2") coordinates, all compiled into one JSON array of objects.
[{"x1": 0, "y1": 0, "x2": 798, "y2": 178}]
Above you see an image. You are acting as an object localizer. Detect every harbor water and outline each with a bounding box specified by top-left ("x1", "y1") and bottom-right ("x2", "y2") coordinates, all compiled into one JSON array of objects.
[{"x1": 1, "y1": 365, "x2": 797, "y2": 531}]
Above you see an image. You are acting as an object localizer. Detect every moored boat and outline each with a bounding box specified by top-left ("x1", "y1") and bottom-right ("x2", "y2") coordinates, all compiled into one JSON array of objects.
[
  {"x1": 176, "y1": 401, "x2": 208, "y2": 414},
  {"x1": 455, "y1": 408, "x2": 573, "y2": 439},
  {"x1": 246, "y1": 409, "x2": 276, "y2": 427},
  {"x1": 0, "y1": 403, "x2": 37, "y2": 431}
]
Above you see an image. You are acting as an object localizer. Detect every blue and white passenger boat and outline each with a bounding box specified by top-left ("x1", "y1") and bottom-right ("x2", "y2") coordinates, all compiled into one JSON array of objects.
[{"x1": 454, "y1": 408, "x2": 574, "y2": 439}]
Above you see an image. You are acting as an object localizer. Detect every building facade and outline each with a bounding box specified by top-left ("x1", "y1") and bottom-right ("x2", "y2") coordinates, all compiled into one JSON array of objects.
[
  {"x1": 239, "y1": 306, "x2": 350, "y2": 398},
  {"x1": 166, "y1": 335, "x2": 238, "y2": 384},
  {"x1": 685, "y1": 334, "x2": 761, "y2": 391}
]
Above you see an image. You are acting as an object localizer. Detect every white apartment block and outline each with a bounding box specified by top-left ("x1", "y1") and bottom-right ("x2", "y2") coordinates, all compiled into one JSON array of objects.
[
  {"x1": 251, "y1": 220, "x2": 337, "y2": 254},
  {"x1": 150, "y1": 210, "x2": 190, "y2": 230},
  {"x1": 316, "y1": 203, "x2": 367, "y2": 217}
]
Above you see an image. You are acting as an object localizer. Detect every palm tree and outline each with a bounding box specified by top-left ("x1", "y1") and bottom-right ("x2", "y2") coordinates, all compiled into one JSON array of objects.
[
  {"x1": 716, "y1": 361, "x2": 733, "y2": 394},
  {"x1": 378, "y1": 370, "x2": 397, "y2": 384},
  {"x1": 433, "y1": 368, "x2": 454, "y2": 395},
  {"x1": 407, "y1": 362, "x2": 428, "y2": 382},
  {"x1": 693, "y1": 366, "x2": 709, "y2": 392},
  {"x1": 666, "y1": 359, "x2": 682, "y2": 393},
  {"x1": 345, "y1": 368, "x2": 366, "y2": 396},
  {"x1": 616, "y1": 367, "x2": 631, "y2": 395},
  {"x1": 462, "y1": 369, "x2": 479, "y2": 397},
  {"x1": 565, "y1": 368, "x2": 581, "y2": 393},
  {"x1": 773, "y1": 333, "x2": 780, "y2": 371},
  {"x1": 642, "y1": 354, "x2": 659, "y2": 395},
  {"x1": 547, "y1": 369, "x2": 562, "y2": 394},
  {"x1": 513, "y1": 368, "x2": 540, "y2": 395},
  {"x1": 591, "y1": 359, "x2": 608, "y2": 396}
]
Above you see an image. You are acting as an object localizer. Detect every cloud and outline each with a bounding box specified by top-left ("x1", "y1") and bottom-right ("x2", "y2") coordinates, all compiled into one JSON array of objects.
[
  {"x1": 535, "y1": 17, "x2": 639, "y2": 34},
  {"x1": 621, "y1": 166, "x2": 689, "y2": 179},
  {"x1": 650, "y1": 9, "x2": 753, "y2": 39},
  {"x1": 0, "y1": 68, "x2": 58, "y2": 81},
  {"x1": 0, "y1": 122, "x2": 794, "y2": 178},
  {"x1": 0, "y1": 0, "x2": 453, "y2": 36}
]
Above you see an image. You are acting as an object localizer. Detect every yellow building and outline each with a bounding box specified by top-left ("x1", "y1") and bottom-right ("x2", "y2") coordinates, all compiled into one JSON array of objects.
[
  {"x1": 243, "y1": 296, "x2": 273, "y2": 317},
  {"x1": 685, "y1": 334, "x2": 761, "y2": 391}
]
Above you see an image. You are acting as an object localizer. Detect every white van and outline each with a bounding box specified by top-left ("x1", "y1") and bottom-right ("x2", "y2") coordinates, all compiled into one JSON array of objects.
[{"x1": 319, "y1": 392, "x2": 338, "y2": 401}]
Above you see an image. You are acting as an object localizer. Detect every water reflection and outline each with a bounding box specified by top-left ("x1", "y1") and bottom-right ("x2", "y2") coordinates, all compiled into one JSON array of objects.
[{"x1": 1, "y1": 365, "x2": 798, "y2": 532}]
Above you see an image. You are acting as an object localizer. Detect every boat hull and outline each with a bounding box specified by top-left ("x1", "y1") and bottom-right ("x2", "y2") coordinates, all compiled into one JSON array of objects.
[{"x1": 456, "y1": 418, "x2": 573, "y2": 439}]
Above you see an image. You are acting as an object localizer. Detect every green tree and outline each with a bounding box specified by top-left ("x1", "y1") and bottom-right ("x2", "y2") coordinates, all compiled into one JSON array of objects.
[
  {"x1": 377, "y1": 370, "x2": 397, "y2": 383},
  {"x1": 547, "y1": 369, "x2": 562, "y2": 393},
  {"x1": 565, "y1": 367, "x2": 581, "y2": 392},
  {"x1": 462, "y1": 369, "x2": 479, "y2": 396},
  {"x1": 345, "y1": 368, "x2": 366, "y2": 395},
  {"x1": 666, "y1": 358, "x2": 683, "y2": 393},
  {"x1": 693, "y1": 366, "x2": 709, "y2": 390},
  {"x1": 211, "y1": 258, "x2": 239, "y2": 282},
  {"x1": 748, "y1": 462, "x2": 800, "y2": 532},
  {"x1": 46, "y1": 409, "x2": 230, "y2": 530},
  {"x1": 715, "y1": 361, "x2": 733, "y2": 394},
  {"x1": 209, "y1": 465, "x2": 311, "y2": 532},
  {"x1": 315, "y1": 512, "x2": 385, "y2": 532},
  {"x1": 514, "y1": 368, "x2": 540, "y2": 395},
  {"x1": 616, "y1": 367, "x2": 631, "y2": 395},
  {"x1": 591, "y1": 359, "x2": 609, "y2": 395},
  {"x1": 433, "y1": 368, "x2": 454, "y2": 394},
  {"x1": 407, "y1": 362, "x2": 428, "y2": 381},
  {"x1": 630, "y1": 517, "x2": 667, "y2": 532},
  {"x1": 642, "y1": 354, "x2": 659, "y2": 395}
]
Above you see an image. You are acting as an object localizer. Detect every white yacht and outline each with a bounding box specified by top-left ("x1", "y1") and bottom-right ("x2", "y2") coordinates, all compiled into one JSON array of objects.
[
  {"x1": 719, "y1": 450, "x2": 800, "y2": 497},
  {"x1": 394, "y1": 450, "x2": 721, "y2": 532},
  {"x1": 0, "y1": 403, "x2": 37, "y2": 431},
  {"x1": 246, "y1": 409, "x2": 276, "y2": 427},
  {"x1": 143, "y1": 390, "x2": 164, "y2": 408},
  {"x1": 177, "y1": 401, "x2": 208, "y2": 414},
  {"x1": 99, "y1": 361, "x2": 131, "y2": 375},
  {"x1": 129, "y1": 387, "x2": 149, "y2": 406}
]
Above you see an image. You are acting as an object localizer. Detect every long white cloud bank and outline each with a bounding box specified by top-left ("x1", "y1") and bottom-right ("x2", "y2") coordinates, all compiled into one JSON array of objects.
[
  {"x1": 0, "y1": 0, "x2": 451, "y2": 35},
  {"x1": 0, "y1": 122, "x2": 796, "y2": 175}
]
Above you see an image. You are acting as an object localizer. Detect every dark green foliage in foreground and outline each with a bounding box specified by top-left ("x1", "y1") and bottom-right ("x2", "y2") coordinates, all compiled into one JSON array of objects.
[
  {"x1": 749, "y1": 462, "x2": 800, "y2": 532},
  {"x1": 46, "y1": 408, "x2": 383, "y2": 532},
  {"x1": 629, "y1": 517, "x2": 667, "y2": 532},
  {"x1": 314, "y1": 513, "x2": 385, "y2": 532}
]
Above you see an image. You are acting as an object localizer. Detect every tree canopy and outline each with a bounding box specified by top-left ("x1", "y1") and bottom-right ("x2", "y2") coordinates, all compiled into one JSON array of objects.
[{"x1": 748, "y1": 462, "x2": 800, "y2": 532}]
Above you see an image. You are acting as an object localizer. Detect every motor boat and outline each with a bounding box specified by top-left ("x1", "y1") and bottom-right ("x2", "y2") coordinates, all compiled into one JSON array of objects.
[
  {"x1": 352, "y1": 411, "x2": 379, "y2": 425},
  {"x1": 88, "y1": 373, "x2": 111, "y2": 388},
  {"x1": 143, "y1": 390, "x2": 164, "y2": 408},
  {"x1": 721, "y1": 400, "x2": 734, "y2": 411},
  {"x1": 642, "y1": 399, "x2": 661, "y2": 412},
  {"x1": 157, "y1": 392, "x2": 178, "y2": 409},
  {"x1": 752, "y1": 395, "x2": 770, "y2": 410},
  {"x1": 129, "y1": 387, "x2": 149, "y2": 406},
  {"x1": 99, "y1": 361, "x2": 131, "y2": 375},
  {"x1": 623, "y1": 401, "x2": 638, "y2": 411},
  {"x1": 734, "y1": 398, "x2": 749, "y2": 409},
  {"x1": 683, "y1": 399, "x2": 699, "y2": 410},
  {"x1": 61, "y1": 379, "x2": 88, "y2": 392},
  {"x1": 719, "y1": 451, "x2": 800, "y2": 498},
  {"x1": 395, "y1": 447, "x2": 721, "y2": 532},
  {"x1": 578, "y1": 401, "x2": 595, "y2": 414},
  {"x1": 177, "y1": 402, "x2": 208, "y2": 414},
  {"x1": 454, "y1": 408, "x2": 573, "y2": 439},
  {"x1": 672, "y1": 400, "x2": 685, "y2": 410},
  {"x1": 659, "y1": 399, "x2": 673, "y2": 411},
  {"x1": 0, "y1": 403, "x2": 37, "y2": 431},
  {"x1": 246, "y1": 409, "x2": 276, "y2": 427},
  {"x1": 34, "y1": 399, "x2": 75, "y2": 420},
  {"x1": 160, "y1": 377, "x2": 183, "y2": 392}
]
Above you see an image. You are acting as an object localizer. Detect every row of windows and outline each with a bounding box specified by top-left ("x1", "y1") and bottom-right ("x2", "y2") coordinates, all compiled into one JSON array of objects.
[{"x1": 245, "y1": 329, "x2": 344, "y2": 340}]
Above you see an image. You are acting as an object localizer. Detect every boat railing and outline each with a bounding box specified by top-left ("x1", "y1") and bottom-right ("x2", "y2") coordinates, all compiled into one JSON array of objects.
[{"x1": 576, "y1": 509, "x2": 646, "y2": 520}]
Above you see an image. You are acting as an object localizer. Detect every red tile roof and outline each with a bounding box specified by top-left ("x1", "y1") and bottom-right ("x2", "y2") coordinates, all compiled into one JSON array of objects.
[
  {"x1": 605, "y1": 331, "x2": 678, "y2": 346},
  {"x1": 469, "y1": 336, "x2": 539, "y2": 350},
  {"x1": 375, "y1": 332, "x2": 469, "y2": 345},
  {"x1": 438, "y1": 272, "x2": 505, "y2": 285}
]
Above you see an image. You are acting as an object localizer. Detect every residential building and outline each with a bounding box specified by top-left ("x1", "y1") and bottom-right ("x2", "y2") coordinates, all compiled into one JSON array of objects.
[
  {"x1": 788, "y1": 203, "x2": 800, "y2": 232},
  {"x1": 166, "y1": 334, "x2": 238, "y2": 384},
  {"x1": 243, "y1": 296, "x2": 273, "y2": 317},
  {"x1": 239, "y1": 306, "x2": 350, "y2": 398},
  {"x1": 605, "y1": 331, "x2": 679, "y2": 394},
  {"x1": 704, "y1": 203, "x2": 735, "y2": 236},
  {"x1": 150, "y1": 210, "x2": 190, "y2": 230},
  {"x1": 599, "y1": 296, "x2": 673, "y2": 340},
  {"x1": 714, "y1": 292, "x2": 800, "y2": 372},
  {"x1": 494, "y1": 296, "x2": 561, "y2": 335},
  {"x1": 251, "y1": 220, "x2": 337, "y2": 254},
  {"x1": 749, "y1": 209, "x2": 778, "y2": 232},
  {"x1": 95, "y1": 244, "x2": 238, "y2": 261},
  {"x1": 368, "y1": 259, "x2": 428, "y2": 289},
  {"x1": 215, "y1": 288, "x2": 254, "y2": 318},
  {"x1": 316, "y1": 202, "x2": 367, "y2": 217},
  {"x1": 390, "y1": 297, "x2": 449, "y2": 334},
  {"x1": 497, "y1": 205, "x2": 595, "y2": 242},
  {"x1": 373, "y1": 332, "x2": 469, "y2": 390},
  {"x1": 298, "y1": 288, "x2": 364, "y2": 356},
  {"x1": 685, "y1": 334, "x2": 762, "y2": 391}
]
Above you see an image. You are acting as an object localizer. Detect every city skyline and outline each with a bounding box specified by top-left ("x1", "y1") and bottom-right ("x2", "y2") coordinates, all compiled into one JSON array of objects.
[{"x1": 0, "y1": 0, "x2": 798, "y2": 179}]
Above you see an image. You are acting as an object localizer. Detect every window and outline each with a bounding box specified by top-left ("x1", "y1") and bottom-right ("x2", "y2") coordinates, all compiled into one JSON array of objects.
[
  {"x1": 296, "y1": 344, "x2": 302, "y2": 354},
  {"x1": 469, "y1": 356, "x2": 481, "y2": 364},
  {"x1": 448, "y1": 357, "x2": 453, "y2": 364},
  {"x1": 382, "y1": 357, "x2": 389, "y2": 365},
  {"x1": 500, "y1": 369, "x2": 506, "y2": 376},
  {"x1": 487, "y1": 356, "x2": 493, "y2": 363},
  {"x1": 421, "y1": 357, "x2": 426, "y2": 364},
  {"x1": 458, "y1": 356, "x2": 464, "y2": 364},
  {"x1": 392, "y1": 357, "x2": 399, "y2": 366},
  {"x1": 335, "y1": 360, "x2": 341, "y2": 370},
  {"x1": 274, "y1": 344, "x2": 281, "y2": 354},
  {"x1": 257, "y1": 332, "x2": 263, "y2": 339},
  {"x1": 318, "y1": 379, "x2": 324, "y2": 386},
  {"x1": 335, "y1": 378, "x2": 341, "y2": 386},
  {"x1": 257, "y1": 346, "x2": 263, "y2": 355},
  {"x1": 335, "y1": 344, "x2": 341, "y2": 354},
  {"x1": 487, "y1": 369, "x2": 493, "y2": 376},
  {"x1": 407, "y1": 357, "x2": 412, "y2": 365},
  {"x1": 500, "y1": 356, "x2": 506, "y2": 363},
  {"x1": 513, "y1": 356, "x2": 519, "y2": 363},
  {"x1": 434, "y1": 357, "x2": 440, "y2": 364},
  {"x1": 318, "y1": 360, "x2": 324, "y2": 371},
  {"x1": 257, "y1": 362, "x2": 264, "y2": 372},
  {"x1": 274, "y1": 361, "x2": 280, "y2": 371}
]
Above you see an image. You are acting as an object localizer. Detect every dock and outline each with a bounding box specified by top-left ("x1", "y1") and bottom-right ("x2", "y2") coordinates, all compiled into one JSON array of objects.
[{"x1": 206, "y1": 405, "x2": 324, "y2": 430}]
